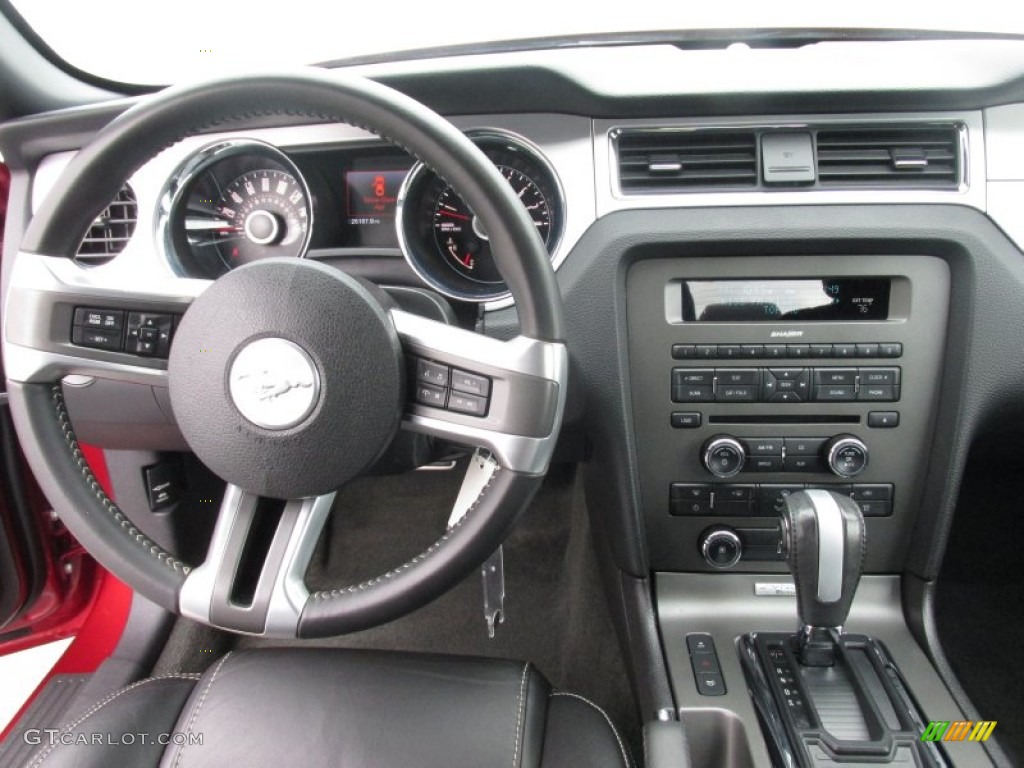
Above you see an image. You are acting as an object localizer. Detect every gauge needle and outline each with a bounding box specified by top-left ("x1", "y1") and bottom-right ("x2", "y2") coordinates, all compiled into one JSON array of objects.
[
  {"x1": 438, "y1": 210, "x2": 470, "y2": 221},
  {"x1": 185, "y1": 217, "x2": 243, "y2": 233},
  {"x1": 447, "y1": 243, "x2": 472, "y2": 267}
]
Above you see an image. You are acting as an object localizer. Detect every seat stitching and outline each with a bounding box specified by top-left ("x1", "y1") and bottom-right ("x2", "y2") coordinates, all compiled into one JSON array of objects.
[
  {"x1": 171, "y1": 651, "x2": 233, "y2": 768},
  {"x1": 30, "y1": 674, "x2": 201, "y2": 767},
  {"x1": 513, "y1": 662, "x2": 530, "y2": 768},
  {"x1": 50, "y1": 385, "x2": 189, "y2": 574},
  {"x1": 310, "y1": 464, "x2": 502, "y2": 599},
  {"x1": 551, "y1": 692, "x2": 632, "y2": 768}
]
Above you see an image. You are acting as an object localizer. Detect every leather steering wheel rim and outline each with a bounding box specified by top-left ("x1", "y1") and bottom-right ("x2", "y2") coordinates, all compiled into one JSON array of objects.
[{"x1": 5, "y1": 69, "x2": 567, "y2": 637}]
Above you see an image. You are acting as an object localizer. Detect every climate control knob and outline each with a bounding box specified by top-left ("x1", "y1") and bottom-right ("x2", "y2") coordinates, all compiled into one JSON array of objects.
[
  {"x1": 702, "y1": 435, "x2": 746, "y2": 478},
  {"x1": 701, "y1": 527, "x2": 743, "y2": 569},
  {"x1": 824, "y1": 434, "x2": 869, "y2": 478}
]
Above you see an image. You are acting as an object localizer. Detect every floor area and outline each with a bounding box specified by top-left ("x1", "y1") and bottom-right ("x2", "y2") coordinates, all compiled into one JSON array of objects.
[
  {"x1": 154, "y1": 460, "x2": 641, "y2": 759},
  {"x1": 936, "y1": 441, "x2": 1024, "y2": 766}
]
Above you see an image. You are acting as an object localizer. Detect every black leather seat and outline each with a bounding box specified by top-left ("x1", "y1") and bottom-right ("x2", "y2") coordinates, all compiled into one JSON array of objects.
[{"x1": 25, "y1": 648, "x2": 632, "y2": 768}]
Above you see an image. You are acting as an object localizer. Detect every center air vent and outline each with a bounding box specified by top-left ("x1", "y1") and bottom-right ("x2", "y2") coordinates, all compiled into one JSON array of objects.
[
  {"x1": 616, "y1": 129, "x2": 757, "y2": 192},
  {"x1": 815, "y1": 126, "x2": 961, "y2": 188},
  {"x1": 75, "y1": 184, "x2": 137, "y2": 265}
]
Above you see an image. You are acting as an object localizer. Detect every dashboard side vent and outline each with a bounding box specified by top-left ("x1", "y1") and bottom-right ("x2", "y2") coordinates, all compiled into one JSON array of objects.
[
  {"x1": 616, "y1": 129, "x2": 758, "y2": 192},
  {"x1": 816, "y1": 126, "x2": 960, "y2": 188},
  {"x1": 75, "y1": 185, "x2": 138, "y2": 265}
]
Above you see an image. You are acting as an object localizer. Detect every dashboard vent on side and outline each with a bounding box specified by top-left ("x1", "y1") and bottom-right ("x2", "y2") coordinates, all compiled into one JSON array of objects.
[
  {"x1": 75, "y1": 185, "x2": 138, "y2": 265},
  {"x1": 616, "y1": 129, "x2": 758, "y2": 192},
  {"x1": 816, "y1": 126, "x2": 961, "y2": 188}
]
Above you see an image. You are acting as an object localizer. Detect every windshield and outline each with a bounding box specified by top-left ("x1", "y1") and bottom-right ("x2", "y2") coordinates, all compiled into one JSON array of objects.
[{"x1": 8, "y1": 0, "x2": 1022, "y2": 87}]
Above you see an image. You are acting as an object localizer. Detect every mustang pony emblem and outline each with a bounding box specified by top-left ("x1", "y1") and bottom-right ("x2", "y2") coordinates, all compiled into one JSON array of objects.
[{"x1": 235, "y1": 369, "x2": 314, "y2": 401}]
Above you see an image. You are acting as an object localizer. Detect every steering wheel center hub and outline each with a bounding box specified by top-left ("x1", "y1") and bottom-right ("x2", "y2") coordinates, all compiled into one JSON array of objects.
[
  {"x1": 228, "y1": 337, "x2": 320, "y2": 429},
  {"x1": 168, "y1": 258, "x2": 404, "y2": 498}
]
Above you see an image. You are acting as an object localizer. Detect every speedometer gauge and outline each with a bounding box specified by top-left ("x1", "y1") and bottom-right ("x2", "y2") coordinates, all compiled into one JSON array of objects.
[
  {"x1": 397, "y1": 131, "x2": 564, "y2": 302},
  {"x1": 162, "y1": 140, "x2": 313, "y2": 279}
]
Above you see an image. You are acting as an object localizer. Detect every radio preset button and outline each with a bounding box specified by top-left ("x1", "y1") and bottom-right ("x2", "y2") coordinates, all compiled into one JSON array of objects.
[
  {"x1": 764, "y1": 345, "x2": 787, "y2": 358},
  {"x1": 786, "y1": 344, "x2": 810, "y2": 358},
  {"x1": 809, "y1": 344, "x2": 833, "y2": 358},
  {"x1": 856, "y1": 343, "x2": 880, "y2": 358},
  {"x1": 672, "y1": 344, "x2": 697, "y2": 359}
]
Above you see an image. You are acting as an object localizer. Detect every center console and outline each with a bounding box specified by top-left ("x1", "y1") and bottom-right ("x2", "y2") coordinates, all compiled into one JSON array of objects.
[
  {"x1": 626, "y1": 254, "x2": 950, "y2": 574},
  {"x1": 628, "y1": 253, "x2": 998, "y2": 766}
]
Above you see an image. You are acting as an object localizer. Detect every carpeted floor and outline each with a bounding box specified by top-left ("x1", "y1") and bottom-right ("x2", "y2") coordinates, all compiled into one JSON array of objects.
[
  {"x1": 935, "y1": 443, "x2": 1024, "y2": 766},
  {"x1": 225, "y1": 460, "x2": 641, "y2": 759}
]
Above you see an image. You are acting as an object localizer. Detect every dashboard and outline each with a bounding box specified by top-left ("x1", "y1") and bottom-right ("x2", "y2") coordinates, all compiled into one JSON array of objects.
[{"x1": 5, "y1": 36, "x2": 1024, "y2": 768}]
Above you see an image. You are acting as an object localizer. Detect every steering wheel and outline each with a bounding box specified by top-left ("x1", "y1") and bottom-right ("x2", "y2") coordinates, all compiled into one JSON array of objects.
[{"x1": 2, "y1": 70, "x2": 567, "y2": 637}]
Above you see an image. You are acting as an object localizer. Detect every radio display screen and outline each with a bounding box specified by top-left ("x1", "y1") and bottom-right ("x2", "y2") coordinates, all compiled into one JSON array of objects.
[{"x1": 681, "y1": 278, "x2": 891, "y2": 322}]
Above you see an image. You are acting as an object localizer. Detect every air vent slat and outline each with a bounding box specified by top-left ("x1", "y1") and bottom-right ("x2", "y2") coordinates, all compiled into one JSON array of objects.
[
  {"x1": 75, "y1": 185, "x2": 137, "y2": 266},
  {"x1": 815, "y1": 126, "x2": 960, "y2": 189},
  {"x1": 616, "y1": 129, "x2": 758, "y2": 192}
]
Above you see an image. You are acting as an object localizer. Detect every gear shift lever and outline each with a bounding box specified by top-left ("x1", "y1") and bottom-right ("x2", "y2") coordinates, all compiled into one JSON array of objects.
[{"x1": 781, "y1": 489, "x2": 866, "y2": 666}]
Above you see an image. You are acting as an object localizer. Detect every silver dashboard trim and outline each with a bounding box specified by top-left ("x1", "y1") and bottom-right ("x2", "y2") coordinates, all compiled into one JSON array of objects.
[{"x1": 594, "y1": 111, "x2": 986, "y2": 218}]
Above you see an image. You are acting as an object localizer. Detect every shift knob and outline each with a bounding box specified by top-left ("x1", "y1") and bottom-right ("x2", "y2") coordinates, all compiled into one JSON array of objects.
[{"x1": 781, "y1": 489, "x2": 866, "y2": 632}]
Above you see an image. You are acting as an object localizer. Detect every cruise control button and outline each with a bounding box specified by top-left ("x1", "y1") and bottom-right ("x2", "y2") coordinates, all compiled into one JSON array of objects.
[
  {"x1": 74, "y1": 307, "x2": 124, "y2": 331},
  {"x1": 414, "y1": 383, "x2": 447, "y2": 408},
  {"x1": 416, "y1": 358, "x2": 450, "y2": 387},
  {"x1": 451, "y1": 369, "x2": 491, "y2": 397},
  {"x1": 72, "y1": 326, "x2": 123, "y2": 352}
]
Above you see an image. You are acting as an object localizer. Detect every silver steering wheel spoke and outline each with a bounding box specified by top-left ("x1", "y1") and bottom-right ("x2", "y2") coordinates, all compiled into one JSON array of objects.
[
  {"x1": 3, "y1": 251, "x2": 201, "y2": 387},
  {"x1": 391, "y1": 308, "x2": 568, "y2": 476},
  {"x1": 179, "y1": 484, "x2": 335, "y2": 637}
]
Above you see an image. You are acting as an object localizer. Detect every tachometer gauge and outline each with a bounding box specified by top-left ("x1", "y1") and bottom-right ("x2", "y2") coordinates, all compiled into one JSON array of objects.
[
  {"x1": 162, "y1": 140, "x2": 313, "y2": 278},
  {"x1": 397, "y1": 131, "x2": 564, "y2": 302},
  {"x1": 433, "y1": 166, "x2": 552, "y2": 284}
]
